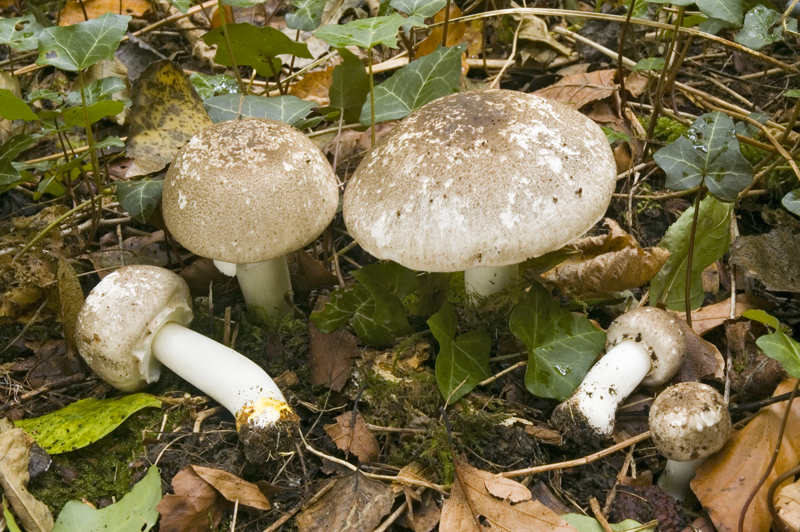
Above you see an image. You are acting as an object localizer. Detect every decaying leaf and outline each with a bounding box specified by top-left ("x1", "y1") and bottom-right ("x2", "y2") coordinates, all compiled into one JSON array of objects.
[
  {"x1": 190, "y1": 465, "x2": 271, "y2": 510},
  {"x1": 440, "y1": 458, "x2": 575, "y2": 532},
  {"x1": 730, "y1": 227, "x2": 800, "y2": 292},
  {"x1": 156, "y1": 465, "x2": 229, "y2": 532},
  {"x1": 676, "y1": 294, "x2": 766, "y2": 335},
  {"x1": 324, "y1": 412, "x2": 380, "y2": 463},
  {"x1": 309, "y1": 323, "x2": 360, "y2": 392},
  {"x1": 541, "y1": 219, "x2": 669, "y2": 299},
  {"x1": 289, "y1": 250, "x2": 339, "y2": 292},
  {"x1": 693, "y1": 379, "x2": 800, "y2": 532},
  {"x1": 510, "y1": 2, "x2": 571, "y2": 65},
  {"x1": 296, "y1": 471, "x2": 394, "y2": 532},
  {"x1": 56, "y1": 259, "x2": 83, "y2": 356},
  {"x1": 533, "y1": 69, "x2": 617, "y2": 110},
  {"x1": 59, "y1": 0, "x2": 150, "y2": 25},
  {"x1": 289, "y1": 67, "x2": 334, "y2": 107},
  {"x1": 776, "y1": 477, "x2": 800, "y2": 530},
  {"x1": 416, "y1": 4, "x2": 465, "y2": 59},
  {"x1": 727, "y1": 320, "x2": 786, "y2": 398},
  {"x1": 124, "y1": 60, "x2": 213, "y2": 177},
  {"x1": 675, "y1": 318, "x2": 725, "y2": 382},
  {"x1": 0, "y1": 418, "x2": 54, "y2": 532}
]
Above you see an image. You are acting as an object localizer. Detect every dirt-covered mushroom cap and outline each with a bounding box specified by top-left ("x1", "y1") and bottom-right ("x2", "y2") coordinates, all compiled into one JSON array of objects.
[
  {"x1": 650, "y1": 382, "x2": 731, "y2": 462},
  {"x1": 606, "y1": 307, "x2": 687, "y2": 387},
  {"x1": 162, "y1": 118, "x2": 339, "y2": 264},
  {"x1": 75, "y1": 265, "x2": 193, "y2": 392},
  {"x1": 343, "y1": 89, "x2": 617, "y2": 271}
]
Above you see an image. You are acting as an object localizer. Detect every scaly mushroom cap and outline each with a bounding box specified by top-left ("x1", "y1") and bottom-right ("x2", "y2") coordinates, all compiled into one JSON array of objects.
[
  {"x1": 650, "y1": 382, "x2": 731, "y2": 462},
  {"x1": 163, "y1": 118, "x2": 339, "y2": 264},
  {"x1": 343, "y1": 89, "x2": 617, "y2": 271},
  {"x1": 75, "y1": 266, "x2": 193, "y2": 392}
]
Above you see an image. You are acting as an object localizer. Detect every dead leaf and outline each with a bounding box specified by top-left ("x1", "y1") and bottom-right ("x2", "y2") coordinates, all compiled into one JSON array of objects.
[
  {"x1": 417, "y1": 4, "x2": 465, "y2": 59},
  {"x1": 727, "y1": 320, "x2": 786, "y2": 398},
  {"x1": 533, "y1": 69, "x2": 617, "y2": 110},
  {"x1": 56, "y1": 259, "x2": 83, "y2": 357},
  {"x1": 324, "y1": 412, "x2": 380, "y2": 463},
  {"x1": 541, "y1": 219, "x2": 670, "y2": 299},
  {"x1": 296, "y1": 471, "x2": 394, "y2": 532},
  {"x1": 0, "y1": 418, "x2": 54, "y2": 532},
  {"x1": 692, "y1": 379, "x2": 800, "y2": 532},
  {"x1": 776, "y1": 477, "x2": 800, "y2": 530},
  {"x1": 730, "y1": 228, "x2": 800, "y2": 292},
  {"x1": 288, "y1": 67, "x2": 334, "y2": 107},
  {"x1": 676, "y1": 293, "x2": 766, "y2": 335},
  {"x1": 624, "y1": 70, "x2": 650, "y2": 97},
  {"x1": 156, "y1": 465, "x2": 229, "y2": 532},
  {"x1": 510, "y1": 2, "x2": 571, "y2": 64},
  {"x1": 288, "y1": 250, "x2": 339, "y2": 292},
  {"x1": 675, "y1": 319, "x2": 725, "y2": 382},
  {"x1": 325, "y1": 123, "x2": 396, "y2": 163},
  {"x1": 90, "y1": 230, "x2": 172, "y2": 270},
  {"x1": 190, "y1": 465, "x2": 271, "y2": 510},
  {"x1": 309, "y1": 323, "x2": 359, "y2": 391},
  {"x1": 124, "y1": 60, "x2": 213, "y2": 177},
  {"x1": 59, "y1": 0, "x2": 150, "y2": 25},
  {"x1": 440, "y1": 458, "x2": 576, "y2": 532},
  {"x1": 400, "y1": 490, "x2": 441, "y2": 532}
]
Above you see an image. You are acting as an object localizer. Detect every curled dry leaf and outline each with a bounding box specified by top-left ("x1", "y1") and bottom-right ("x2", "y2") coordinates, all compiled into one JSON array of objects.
[
  {"x1": 156, "y1": 465, "x2": 229, "y2": 532},
  {"x1": 190, "y1": 465, "x2": 271, "y2": 510},
  {"x1": 541, "y1": 219, "x2": 670, "y2": 299},
  {"x1": 776, "y1": 477, "x2": 800, "y2": 530},
  {"x1": 675, "y1": 319, "x2": 725, "y2": 382},
  {"x1": 533, "y1": 69, "x2": 617, "y2": 110},
  {"x1": 676, "y1": 293, "x2": 766, "y2": 335},
  {"x1": 288, "y1": 67, "x2": 334, "y2": 107},
  {"x1": 324, "y1": 411, "x2": 380, "y2": 463}
]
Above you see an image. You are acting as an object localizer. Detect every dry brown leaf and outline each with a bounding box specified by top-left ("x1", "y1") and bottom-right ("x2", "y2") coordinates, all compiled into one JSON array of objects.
[
  {"x1": 289, "y1": 250, "x2": 339, "y2": 292},
  {"x1": 309, "y1": 323, "x2": 359, "y2": 391},
  {"x1": 676, "y1": 293, "x2": 766, "y2": 335},
  {"x1": 59, "y1": 0, "x2": 150, "y2": 25},
  {"x1": 417, "y1": 4, "x2": 465, "y2": 59},
  {"x1": 533, "y1": 69, "x2": 617, "y2": 110},
  {"x1": 541, "y1": 219, "x2": 669, "y2": 299},
  {"x1": 692, "y1": 379, "x2": 800, "y2": 532},
  {"x1": 156, "y1": 465, "x2": 229, "y2": 532},
  {"x1": 191, "y1": 465, "x2": 271, "y2": 510},
  {"x1": 776, "y1": 478, "x2": 800, "y2": 530},
  {"x1": 296, "y1": 472, "x2": 394, "y2": 532},
  {"x1": 289, "y1": 67, "x2": 334, "y2": 107},
  {"x1": 727, "y1": 320, "x2": 786, "y2": 398},
  {"x1": 56, "y1": 259, "x2": 83, "y2": 357},
  {"x1": 440, "y1": 458, "x2": 576, "y2": 532},
  {"x1": 676, "y1": 319, "x2": 725, "y2": 382},
  {"x1": 124, "y1": 60, "x2": 213, "y2": 177},
  {"x1": 324, "y1": 411, "x2": 380, "y2": 463},
  {"x1": 624, "y1": 70, "x2": 650, "y2": 97},
  {"x1": 0, "y1": 419, "x2": 54, "y2": 532},
  {"x1": 730, "y1": 228, "x2": 800, "y2": 292}
]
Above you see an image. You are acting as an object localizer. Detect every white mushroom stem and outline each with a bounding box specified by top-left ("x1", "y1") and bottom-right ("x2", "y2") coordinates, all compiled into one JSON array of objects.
[
  {"x1": 214, "y1": 260, "x2": 238, "y2": 277},
  {"x1": 464, "y1": 265, "x2": 519, "y2": 297},
  {"x1": 235, "y1": 256, "x2": 293, "y2": 320},
  {"x1": 151, "y1": 322, "x2": 291, "y2": 428},
  {"x1": 658, "y1": 458, "x2": 705, "y2": 502}
]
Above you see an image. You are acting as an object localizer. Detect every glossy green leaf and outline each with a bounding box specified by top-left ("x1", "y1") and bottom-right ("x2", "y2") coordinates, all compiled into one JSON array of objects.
[
  {"x1": 0, "y1": 134, "x2": 40, "y2": 189},
  {"x1": 352, "y1": 262, "x2": 419, "y2": 300},
  {"x1": 786, "y1": 90, "x2": 800, "y2": 98},
  {"x1": 509, "y1": 284, "x2": 605, "y2": 401},
  {"x1": 360, "y1": 44, "x2": 465, "y2": 125},
  {"x1": 315, "y1": 13, "x2": 411, "y2": 49},
  {"x1": 744, "y1": 310, "x2": 800, "y2": 379},
  {"x1": 66, "y1": 77, "x2": 128, "y2": 107},
  {"x1": 782, "y1": 189, "x2": 800, "y2": 217},
  {"x1": 286, "y1": 0, "x2": 327, "y2": 31},
  {"x1": 649, "y1": 195, "x2": 732, "y2": 311},
  {"x1": 649, "y1": 0, "x2": 743, "y2": 25},
  {"x1": 631, "y1": 57, "x2": 665, "y2": 71},
  {"x1": 699, "y1": 17, "x2": 738, "y2": 34},
  {"x1": 37, "y1": 13, "x2": 130, "y2": 71},
  {"x1": 204, "y1": 94, "x2": 315, "y2": 125},
  {"x1": 116, "y1": 180, "x2": 164, "y2": 223},
  {"x1": 203, "y1": 23, "x2": 311, "y2": 78},
  {"x1": 562, "y1": 514, "x2": 655, "y2": 532},
  {"x1": 391, "y1": 0, "x2": 446, "y2": 19},
  {"x1": 431, "y1": 303, "x2": 491, "y2": 404},
  {"x1": 170, "y1": 0, "x2": 193, "y2": 12},
  {"x1": 15, "y1": 394, "x2": 161, "y2": 454},
  {"x1": 189, "y1": 72, "x2": 238, "y2": 100},
  {"x1": 62, "y1": 100, "x2": 125, "y2": 128},
  {"x1": 52, "y1": 466, "x2": 161, "y2": 532},
  {"x1": 735, "y1": 5, "x2": 797, "y2": 50},
  {"x1": 0, "y1": 89, "x2": 37, "y2": 121},
  {"x1": 653, "y1": 112, "x2": 753, "y2": 202},
  {"x1": 0, "y1": 14, "x2": 43, "y2": 52},
  {"x1": 328, "y1": 48, "x2": 370, "y2": 123}
]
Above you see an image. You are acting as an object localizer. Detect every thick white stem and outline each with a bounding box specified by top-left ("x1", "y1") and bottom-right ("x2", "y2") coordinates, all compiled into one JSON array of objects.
[
  {"x1": 464, "y1": 264, "x2": 519, "y2": 297},
  {"x1": 658, "y1": 458, "x2": 705, "y2": 502},
  {"x1": 151, "y1": 322, "x2": 286, "y2": 421},
  {"x1": 214, "y1": 260, "x2": 238, "y2": 277},
  {"x1": 236, "y1": 255, "x2": 292, "y2": 320}
]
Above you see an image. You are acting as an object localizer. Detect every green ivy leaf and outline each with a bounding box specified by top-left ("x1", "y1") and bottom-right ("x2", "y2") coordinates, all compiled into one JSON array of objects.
[
  {"x1": 509, "y1": 284, "x2": 605, "y2": 401},
  {"x1": 562, "y1": 514, "x2": 654, "y2": 532},
  {"x1": 204, "y1": 94, "x2": 315, "y2": 125},
  {"x1": 203, "y1": 23, "x2": 311, "y2": 78},
  {"x1": 735, "y1": 5, "x2": 797, "y2": 50},
  {"x1": 62, "y1": 100, "x2": 126, "y2": 128},
  {"x1": 37, "y1": 13, "x2": 130, "y2": 71},
  {"x1": 66, "y1": 77, "x2": 128, "y2": 107},
  {"x1": 315, "y1": 13, "x2": 412, "y2": 49},
  {"x1": 631, "y1": 57, "x2": 665, "y2": 71},
  {"x1": 430, "y1": 303, "x2": 491, "y2": 404},
  {"x1": 353, "y1": 261, "x2": 419, "y2": 300},
  {"x1": 744, "y1": 310, "x2": 800, "y2": 379},
  {"x1": 170, "y1": 0, "x2": 193, "y2": 12},
  {"x1": 52, "y1": 466, "x2": 161, "y2": 532},
  {"x1": 15, "y1": 394, "x2": 161, "y2": 454},
  {"x1": 0, "y1": 14, "x2": 43, "y2": 52},
  {"x1": 360, "y1": 44, "x2": 465, "y2": 125},
  {"x1": 649, "y1": 0, "x2": 743, "y2": 25},
  {"x1": 0, "y1": 89, "x2": 38, "y2": 121},
  {"x1": 286, "y1": 0, "x2": 327, "y2": 31},
  {"x1": 601, "y1": 127, "x2": 630, "y2": 144},
  {"x1": 0, "y1": 134, "x2": 40, "y2": 189},
  {"x1": 327, "y1": 47, "x2": 370, "y2": 123},
  {"x1": 189, "y1": 72, "x2": 238, "y2": 100},
  {"x1": 390, "y1": 0, "x2": 446, "y2": 19},
  {"x1": 649, "y1": 195, "x2": 732, "y2": 311},
  {"x1": 786, "y1": 90, "x2": 800, "y2": 98},
  {"x1": 782, "y1": 189, "x2": 800, "y2": 217},
  {"x1": 116, "y1": 180, "x2": 164, "y2": 223},
  {"x1": 653, "y1": 112, "x2": 753, "y2": 202}
]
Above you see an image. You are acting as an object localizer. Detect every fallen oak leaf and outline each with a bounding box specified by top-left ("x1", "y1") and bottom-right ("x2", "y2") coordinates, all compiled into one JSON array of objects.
[
  {"x1": 533, "y1": 69, "x2": 617, "y2": 110},
  {"x1": 156, "y1": 465, "x2": 229, "y2": 532},
  {"x1": 324, "y1": 411, "x2": 379, "y2": 463},
  {"x1": 190, "y1": 465, "x2": 271, "y2": 510}
]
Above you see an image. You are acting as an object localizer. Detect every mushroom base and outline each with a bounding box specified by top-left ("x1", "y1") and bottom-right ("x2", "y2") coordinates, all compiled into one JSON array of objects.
[
  {"x1": 550, "y1": 402, "x2": 613, "y2": 444},
  {"x1": 464, "y1": 264, "x2": 519, "y2": 297},
  {"x1": 236, "y1": 256, "x2": 292, "y2": 321},
  {"x1": 239, "y1": 413, "x2": 301, "y2": 463}
]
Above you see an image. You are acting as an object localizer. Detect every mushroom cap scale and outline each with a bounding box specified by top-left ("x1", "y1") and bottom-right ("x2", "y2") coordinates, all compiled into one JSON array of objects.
[
  {"x1": 76, "y1": 265, "x2": 193, "y2": 392},
  {"x1": 343, "y1": 89, "x2": 617, "y2": 272},
  {"x1": 162, "y1": 118, "x2": 339, "y2": 264}
]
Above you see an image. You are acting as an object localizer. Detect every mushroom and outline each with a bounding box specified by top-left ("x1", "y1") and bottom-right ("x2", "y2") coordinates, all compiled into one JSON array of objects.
[
  {"x1": 162, "y1": 118, "x2": 339, "y2": 320},
  {"x1": 649, "y1": 381, "x2": 731, "y2": 501},
  {"x1": 551, "y1": 307, "x2": 688, "y2": 440},
  {"x1": 343, "y1": 89, "x2": 617, "y2": 297},
  {"x1": 75, "y1": 265, "x2": 299, "y2": 463}
]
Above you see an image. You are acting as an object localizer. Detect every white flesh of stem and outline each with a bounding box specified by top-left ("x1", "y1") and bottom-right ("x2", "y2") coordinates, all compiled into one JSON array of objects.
[
  {"x1": 464, "y1": 264, "x2": 519, "y2": 297},
  {"x1": 658, "y1": 457, "x2": 705, "y2": 502},
  {"x1": 236, "y1": 255, "x2": 292, "y2": 320}
]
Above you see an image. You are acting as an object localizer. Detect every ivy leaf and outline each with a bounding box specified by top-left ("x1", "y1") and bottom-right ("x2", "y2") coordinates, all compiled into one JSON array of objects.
[
  {"x1": 361, "y1": 44, "x2": 465, "y2": 125},
  {"x1": 327, "y1": 48, "x2": 370, "y2": 123},
  {"x1": 648, "y1": 0, "x2": 743, "y2": 25},
  {"x1": 170, "y1": 0, "x2": 193, "y2": 12},
  {"x1": 390, "y1": 0, "x2": 447, "y2": 22},
  {"x1": 62, "y1": 100, "x2": 126, "y2": 128},
  {"x1": 286, "y1": 0, "x2": 327, "y2": 31},
  {"x1": 0, "y1": 134, "x2": 40, "y2": 189},
  {"x1": 735, "y1": 5, "x2": 797, "y2": 50},
  {"x1": 37, "y1": 13, "x2": 130, "y2": 72},
  {"x1": 315, "y1": 13, "x2": 412, "y2": 49},
  {"x1": 352, "y1": 261, "x2": 419, "y2": 300},
  {"x1": 509, "y1": 284, "x2": 605, "y2": 400},
  {"x1": 0, "y1": 89, "x2": 38, "y2": 121},
  {"x1": 203, "y1": 23, "x2": 311, "y2": 78},
  {"x1": 0, "y1": 14, "x2": 43, "y2": 52},
  {"x1": 653, "y1": 112, "x2": 753, "y2": 202},
  {"x1": 649, "y1": 195, "x2": 732, "y2": 311},
  {"x1": 116, "y1": 180, "x2": 164, "y2": 223},
  {"x1": 631, "y1": 57, "x2": 665, "y2": 71},
  {"x1": 189, "y1": 72, "x2": 238, "y2": 100},
  {"x1": 430, "y1": 303, "x2": 491, "y2": 404},
  {"x1": 782, "y1": 189, "x2": 800, "y2": 217},
  {"x1": 204, "y1": 94, "x2": 315, "y2": 125},
  {"x1": 744, "y1": 310, "x2": 800, "y2": 379},
  {"x1": 66, "y1": 77, "x2": 128, "y2": 107}
]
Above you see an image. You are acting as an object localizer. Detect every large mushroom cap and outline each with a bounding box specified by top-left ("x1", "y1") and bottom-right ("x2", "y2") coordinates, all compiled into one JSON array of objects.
[
  {"x1": 76, "y1": 266, "x2": 193, "y2": 392},
  {"x1": 343, "y1": 89, "x2": 617, "y2": 272},
  {"x1": 163, "y1": 118, "x2": 339, "y2": 264}
]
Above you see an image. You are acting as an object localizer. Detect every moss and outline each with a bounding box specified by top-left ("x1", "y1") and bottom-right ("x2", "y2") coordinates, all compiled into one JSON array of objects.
[
  {"x1": 387, "y1": 420, "x2": 455, "y2": 484},
  {"x1": 639, "y1": 116, "x2": 688, "y2": 144}
]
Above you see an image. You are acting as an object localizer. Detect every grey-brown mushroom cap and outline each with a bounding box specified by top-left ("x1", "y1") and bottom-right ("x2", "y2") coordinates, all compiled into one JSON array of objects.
[
  {"x1": 162, "y1": 118, "x2": 339, "y2": 264},
  {"x1": 649, "y1": 382, "x2": 732, "y2": 462},
  {"x1": 75, "y1": 265, "x2": 193, "y2": 392},
  {"x1": 343, "y1": 90, "x2": 617, "y2": 272}
]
